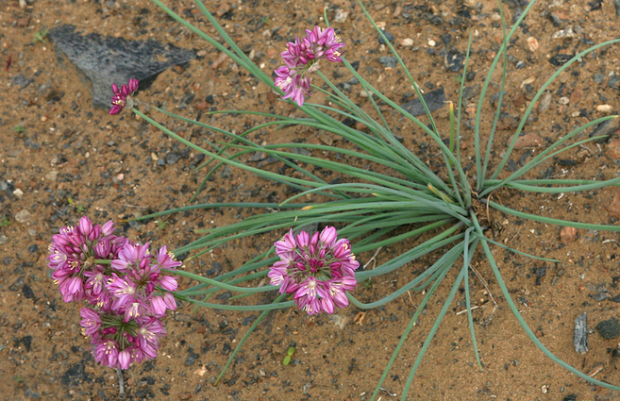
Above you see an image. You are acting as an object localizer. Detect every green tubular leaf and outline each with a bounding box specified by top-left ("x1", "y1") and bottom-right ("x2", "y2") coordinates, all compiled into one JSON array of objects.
[
  {"x1": 154, "y1": 107, "x2": 339, "y2": 195},
  {"x1": 400, "y1": 258, "x2": 467, "y2": 401},
  {"x1": 133, "y1": 109, "x2": 341, "y2": 191},
  {"x1": 489, "y1": 200, "x2": 620, "y2": 232},
  {"x1": 214, "y1": 293, "x2": 287, "y2": 386},
  {"x1": 456, "y1": 30, "x2": 474, "y2": 208},
  {"x1": 349, "y1": 242, "x2": 464, "y2": 310},
  {"x1": 462, "y1": 232, "x2": 482, "y2": 368},
  {"x1": 164, "y1": 268, "x2": 275, "y2": 294},
  {"x1": 230, "y1": 141, "x2": 433, "y2": 191},
  {"x1": 472, "y1": 232, "x2": 559, "y2": 263},
  {"x1": 475, "y1": 0, "x2": 537, "y2": 188},
  {"x1": 174, "y1": 292, "x2": 293, "y2": 311},
  {"x1": 479, "y1": 0, "x2": 510, "y2": 189},
  {"x1": 368, "y1": 251, "x2": 454, "y2": 401},
  {"x1": 505, "y1": 176, "x2": 620, "y2": 194},
  {"x1": 354, "y1": 0, "x2": 439, "y2": 136},
  {"x1": 340, "y1": 58, "x2": 467, "y2": 199},
  {"x1": 130, "y1": 202, "x2": 308, "y2": 222},
  {"x1": 191, "y1": 0, "x2": 274, "y2": 86},
  {"x1": 356, "y1": 230, "x2": 465, "y2": 280},
  {"x1": 489, "y1": 38, "x2": 620, "y2": 182},
  {"x1": 470, "y1": 212, "x2": 620, "y2": 392},
  {"x1": 481, "y1": 116, "x2": 618, "y2": 196}
]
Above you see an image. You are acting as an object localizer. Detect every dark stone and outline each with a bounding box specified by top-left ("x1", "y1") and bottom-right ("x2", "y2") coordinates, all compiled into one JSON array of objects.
[
  {"x1": 593, "y1": 73, "x2": 605, "y2": 84},
  {"x1": 596, "y1": 318, "x2": 620, "y2": 339},
  {"x1": 215, "y1": 291, "x2": 232, "y2": 301},
  {"x1": 615, "y1": 0, "x2": 620, "y2": 17},
  {"x1": 19, "y1": 335, "x2": 33, "y2": 352},
  {"x1": 401, "y1": 88, "x2": 447, "y2": 117},
  {"x1": 378, "y1": 56, "x2": 397, "y2": 69},
  {"x1": 549, "y1": 54, "x2": 574, "y2": 67},
  {"x1": 28, "y1": 244, "x2": 38, "y2": 253},
  {"x1": 444, "y1": 50, "x2": 464, "y2": 72},
  {"x1": 378, "y1": 31, "x2": 395, "y2": 45},
  {"x1": 61, "y1": 360, "x2": 91, "y2": 386},
  {"x1": 587, "y1": 0, "x2": 603, "y2": 11},
  {"x1": 13, "y1": 74, "x2": 34, "y2": 90},
  {"x1": 590, "y1": 118, "x2": 620, "y2": 143},
  {"x1": 165, "y1": 152, "x2": 183, "y2": 165},
  {"x1": 462, "y1": 84, "x2": 480, "y2": 101},
  {"x1": 49, "y1": 25, "x2": 195, "y2": 109},
  {"x1": 185, "y1": 352, "x2": 199, "y2": 366},
  {"x1": 22, "y1": 284, "x2": 35, "y2": 299},
  {"x1": 574, "y1": 312, "x2": 588, "y2": 353},
  {"x1": 608, "y1": 75, "x2": 620, "y2": 89},
  {"x1": 534, "y1": 266, "x2": 546, "y2": 285},
  {"x1": 206, "y1": 262, "x2": 223, "y2": 277}
]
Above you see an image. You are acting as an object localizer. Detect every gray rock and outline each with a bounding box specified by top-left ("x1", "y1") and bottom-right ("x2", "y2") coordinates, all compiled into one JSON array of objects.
[
  {"x1": 401, "y1": 88, "x2": 446, "y2": 117},
  {"x1": 378, "y1": 56, "x2": 397, "y2": 69},
  {"x1": 574, "y1": 312, "x2": 588, "y2": 353},
  {"x1": 13, "y1": 74, "x2": 34, "y2": 90},
  {"x1": 590, "y1": 118, "x2": 620, "y2": 144},
  {"x1": 444, "y1": 50, "x2": 464, "y2": 72},
  {"x1": 378, "y1": 31, "x2": 395, "y2": 45},
  {"x1": 596, "y1": 318, "x2": 620, "y2": 339},
  {"x1": 615, "y1": 0, "x2": 620, "y2": 17},
  {"x1": 49, "y1": 25, "x2": 195, "y2": 109}
]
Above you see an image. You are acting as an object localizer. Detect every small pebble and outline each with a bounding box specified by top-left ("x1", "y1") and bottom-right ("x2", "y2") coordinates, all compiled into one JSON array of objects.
[
  {"x1": 552, "y1": 26, "x2": 576, "y2": 40},
  {"x1": 596, "y1": 104, "x2": 613, "y2": 114},
  {"x1": 527, "y1": 37, "x2": 539, "y2": 52},
  {"x1": 15, "y1": 210, "x2": 32, "y2": 223},
  {"x1": 400, "y1": 38, "x2": 414, "y2": 47},
  {"x1": 560, "y1": 227, "x2": 577, "y2": 243},
  {"x1": 606, "y1": 137, "x2": 620, "y2": 160},
  {"x1": 514, "y1": 132, "x2": 543, "y2": 149},
  {"x1": 334, "y1": 9, "x2": 349, "y2": 23}
]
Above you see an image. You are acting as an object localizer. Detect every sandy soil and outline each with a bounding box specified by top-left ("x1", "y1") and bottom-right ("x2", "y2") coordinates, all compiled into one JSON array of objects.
[{"x1": 1, "y1": 0, "x2": 620, "y2": 400}]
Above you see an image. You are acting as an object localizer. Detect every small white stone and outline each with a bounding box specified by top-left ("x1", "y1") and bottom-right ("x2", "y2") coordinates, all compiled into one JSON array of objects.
[
  {"x1": 15, "y1": 210, "x2": 32, "y2": 224},
  {"x1": 596, "y1": 104, "x2": 613, "y2": 114},
  {"x1": 400, "y1": 38, "x2": 414, "y2": 47},
  {"x1": 45, "y1": 170, "x2": 58, "y2": 182},
  {"x1": 334, "y1": 8, "x2": 349, "y2": 23},
  {"x1": 428, "y1": 39, "x2": 436, "y2": 47},
  {"x1": 13, "y1": 189, "x2": 23, "y2": 199}
]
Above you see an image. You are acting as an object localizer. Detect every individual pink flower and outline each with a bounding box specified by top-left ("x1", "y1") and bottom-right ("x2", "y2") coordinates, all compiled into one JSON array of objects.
[
  {"x1": 268, "y1": 226, "x2": 359, "y2": 315},
  {"x1": 274, "y1": 26, "x2": 344, "y2": 106},
  {"x1": 80, "y1": 307, "x2": 102, "y2": 337},
  {"x1": 109, "y1": 78, "x2": 139, "y2": 115}
]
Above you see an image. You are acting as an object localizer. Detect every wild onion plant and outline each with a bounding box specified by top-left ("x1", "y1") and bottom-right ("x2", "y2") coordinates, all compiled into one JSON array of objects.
[{"x1": 112, "y1": 0, "x2": 620, "y2": 398}]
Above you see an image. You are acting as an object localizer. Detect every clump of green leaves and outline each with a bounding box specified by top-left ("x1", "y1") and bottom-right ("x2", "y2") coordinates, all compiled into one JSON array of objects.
[
  {"x1": 33, "y1": 29, "x2": 48, "y2": 44},
  {"x1": 141, "y1": 0, "x2": 620, "y2": 397},
  {"x1": 0, "y1": 215, "x2": 10, "y2": 228},
  {"x1": 282, "y1": 346, "x2": 296, "y2": 366}
]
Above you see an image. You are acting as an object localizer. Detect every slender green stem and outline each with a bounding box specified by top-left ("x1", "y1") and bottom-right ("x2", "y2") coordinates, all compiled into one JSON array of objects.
[{"x1": 214, "y1": 293, "x2": 287, "y2": 386}]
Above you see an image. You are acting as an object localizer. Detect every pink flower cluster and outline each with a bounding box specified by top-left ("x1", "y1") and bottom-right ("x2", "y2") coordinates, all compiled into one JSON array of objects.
[
  {"x1": 274, "y1": 26, "x2": 345, "y2": 107},
  {"x1": 109, "y1": 78, "x2": 139, "y2": 115},
  {"x1": 268, "y1": 226, "x2": 359, "y2": 315},
  {"x1": 47, "y1": 216, "x2": 180, "y2": 370}
]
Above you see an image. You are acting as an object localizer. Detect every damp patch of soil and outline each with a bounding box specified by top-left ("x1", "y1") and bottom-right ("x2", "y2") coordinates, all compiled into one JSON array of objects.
[{"x1": 1, "y1": 0, "x2": 620, "y2": 400}]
